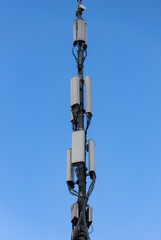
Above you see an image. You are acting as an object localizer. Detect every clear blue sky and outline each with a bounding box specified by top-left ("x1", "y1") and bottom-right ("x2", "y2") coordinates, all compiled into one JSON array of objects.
[{"x1": 0, "y1": 0, "x2": 161, "y2": 239}]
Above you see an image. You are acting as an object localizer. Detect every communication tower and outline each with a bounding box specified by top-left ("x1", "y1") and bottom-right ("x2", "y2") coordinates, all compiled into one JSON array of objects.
[{"x1": 67, "y1": 1, "x2": 96, "y2": 239}]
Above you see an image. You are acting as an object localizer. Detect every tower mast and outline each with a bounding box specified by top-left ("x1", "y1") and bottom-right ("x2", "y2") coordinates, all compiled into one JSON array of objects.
[{"x1": 67, "y1": 1, "x2": 96, "y2": 240}]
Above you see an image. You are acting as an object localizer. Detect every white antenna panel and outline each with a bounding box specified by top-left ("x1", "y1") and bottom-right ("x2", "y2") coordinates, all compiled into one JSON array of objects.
[
  {"x1": 88, "y1": 139, "x2": 96, "y2": 179},
  {"x1": 85, "y1": 23, "x2": 87, "y2": 46},
  {"x1": 73, "y1": 19, "x2": 87, "y2": 45},
  {"x1": 87, "y1": 206, "x2": 93, "y2": 227},
  {"x1": 72, "y1": 130, "x2": 85, "y2": 165},
  {"x1": 85, "y1": 75, "x2": 92, "y2": 116},
  {"x1": 70, "y1": 76, "x2": 80, "y2": 107},
  {"x1": 71, "y1": 202, "x2": 79, "y2": 224},
  {"x1": 78, "y1": 19, "x2": 86, "y2": 42},
  {"x1": 67, "y1": 148, "x2": 74, "y2": 188},
  {"x1": 73, "y1": 20, "x2": 77, "y2": 43}
]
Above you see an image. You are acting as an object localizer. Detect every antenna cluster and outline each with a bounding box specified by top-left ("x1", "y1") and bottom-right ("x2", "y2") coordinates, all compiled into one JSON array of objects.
[{"x1": 66, "y1": 1, "x2": 96, "y2": 240}]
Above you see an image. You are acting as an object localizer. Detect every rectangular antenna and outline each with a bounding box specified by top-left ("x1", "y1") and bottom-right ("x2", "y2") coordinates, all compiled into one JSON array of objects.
[{"x1": 72, "y1": 130, "x2": 85, "y2": 165}]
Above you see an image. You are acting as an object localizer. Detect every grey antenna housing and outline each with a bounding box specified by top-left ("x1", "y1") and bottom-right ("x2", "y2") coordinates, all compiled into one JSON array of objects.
[
  {"x1": 71, "y1": 202, "x2": 79, "y2": 225},
  {"x1": 85, "y1": 75, "x2": 92, "y2": 117},
  {"x1": 88, "y1": 139, "x2": 96, "y2": 179},
  {"x1": 86, "y1": 206, "x2": 93, "y2": 228},
  {"x1": 70, "y1": 76, "x2": 80, "y2": 131},
  {"x1": 67, "y1": 148, "x2": 74, "y2": 188},
  {"x1": 70, "y1": 76, "x2": 80, "y2": 107},
  {"x1": 72, "y1": 130, "x2": 85, "y2": 165},
  {"x1": 73, "y1": 19, "x2": 87, "y2": 47}
]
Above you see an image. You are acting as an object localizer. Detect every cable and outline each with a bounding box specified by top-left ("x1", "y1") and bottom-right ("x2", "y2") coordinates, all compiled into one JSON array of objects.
[
  {"x1": 68, "y1": 186, "x2": 81, "y2": 198},
  {"x1": 89, "y1": 224, "x2": 93, "y2": 235},
  {"x1": 72, "y1": 47, "x2": 78, "y2": 63},
  {"x1": 85, "y1": 116, "x2": 91, "y2": 135},
  {"x1": 87, "y1": 177, "x2": 95, "y2": 199},
  {"x1": 83, "y1": 49, "x2": 87, "y2": 63}
]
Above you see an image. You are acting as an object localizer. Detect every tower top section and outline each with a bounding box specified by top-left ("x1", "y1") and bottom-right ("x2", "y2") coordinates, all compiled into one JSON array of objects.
[{"x1": 76, "y1": 0, "x2": 86, "y2": 18}]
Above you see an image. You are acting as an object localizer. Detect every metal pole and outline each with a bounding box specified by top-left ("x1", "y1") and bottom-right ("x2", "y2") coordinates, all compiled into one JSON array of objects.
[
  {"x1": 77, "y1": 45, "x2": 84, "y2": 131},
  {"x1": 76, "y1": 44, "x2": 87, "y2": 240}
]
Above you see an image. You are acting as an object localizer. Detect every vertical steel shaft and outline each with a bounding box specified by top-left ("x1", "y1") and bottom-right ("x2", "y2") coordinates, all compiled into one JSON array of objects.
[
  {"x1": 78, "y1": 46, "x2": 84, "y2": 130},
  {"x1": 76, "y1": 44, "x2": 87, "y2": 240}
]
